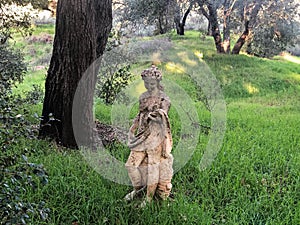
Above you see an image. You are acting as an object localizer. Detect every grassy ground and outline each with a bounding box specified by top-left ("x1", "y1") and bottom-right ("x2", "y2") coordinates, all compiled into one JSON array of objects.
[{"x1": 12, "y1": 26, "x2": 300, "y2": 224}]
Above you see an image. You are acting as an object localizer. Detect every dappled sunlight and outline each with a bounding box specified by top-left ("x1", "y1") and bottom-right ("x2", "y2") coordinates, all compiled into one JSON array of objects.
[
  {"x1": 223, "y1": 65, "x2": 234, "y2": 71},
  {"x1": 177, "y1": 51, "x2": 197, "y2": 66},
  {"x1": 165, "y1": 62, "x2": 185, "y2": 73},
  {"x1": 282, "y1": 54, "x2": 300, "y2": 64},
  {"x1": 135, "y1": 80, "x2": 146, "y2": 95},
  {"x1": 194, "y1": 50, "x2": 204, "y2": 61},
  {"x1": 289, "y1": 73, "x2": 300, "y2": 82},
  {"x1": 151, "y1": 52, "x2": 162, "y2": 65},
  {"x1": 220, "y1": 76, "x2": 231, "y2": 85},
  {"x1": 243, "y1": 83, "x2": 259, "y2": 94}
]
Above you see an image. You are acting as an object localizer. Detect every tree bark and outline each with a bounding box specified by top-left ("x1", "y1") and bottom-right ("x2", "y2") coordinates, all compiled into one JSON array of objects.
[
  {"x1": 222, "y1": 17, "x2": 231, "y2": 54},
  {"x1": 206, "y1": 2, "x2": 224, "y2": 53},
  {"x1": 222, "y1": 0, "x2": 232, "y2": 54},
  {"x1": 175, "y1": 22, "x2": 185, "y2": 35},
  {"x1": 39, "y1": 0, "x2": 112, "y2": 148},
  {"x1": 231, "y1": 21, "x2": 249, "y2": 54}
]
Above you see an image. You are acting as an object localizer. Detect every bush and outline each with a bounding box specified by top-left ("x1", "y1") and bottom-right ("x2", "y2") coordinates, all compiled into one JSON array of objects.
[
  {"x1": 96, "y1": 65, "x2": 134, "y2": 104},
  {"x1": 0, "y1": 3, "x2": 38, "y2": 44},
  {"x1": 23, "y1": 84, "x2": 44, "y2": 104},
  {"x1": 247, "y1": 20, "x2": 297, "y2": 58},
  {"x1": 0, "y1": 44, "x2": 49, "y2": 224},
  {"x1": 0, "y1": 155, "x2": 49, "y2": 225},
  {"x1": 0, "y1": 45, "x2": 27, "y2": 93}
]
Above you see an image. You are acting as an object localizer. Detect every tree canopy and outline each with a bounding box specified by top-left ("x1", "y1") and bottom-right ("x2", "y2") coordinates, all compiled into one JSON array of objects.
[{"x1": 196, "y1": 0, "x2": 299, "y2": 56}]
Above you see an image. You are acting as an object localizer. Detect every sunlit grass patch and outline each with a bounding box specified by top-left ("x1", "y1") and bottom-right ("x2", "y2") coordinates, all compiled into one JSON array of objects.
[{"x1": 165, "y1": 62, "x2": 186, "y2": 73}]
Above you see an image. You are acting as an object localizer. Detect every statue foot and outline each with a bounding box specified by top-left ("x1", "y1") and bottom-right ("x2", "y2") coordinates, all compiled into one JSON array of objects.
[{"x1": 124, "y1": 190, "x2": 138, "y2": 201}]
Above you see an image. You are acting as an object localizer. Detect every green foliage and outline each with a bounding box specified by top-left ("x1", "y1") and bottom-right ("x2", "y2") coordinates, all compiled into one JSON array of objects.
[
  {"x1": 0, "y1": 45, "x2": 27, "y2": 93},
  {"x1": 0, "y1": 84, "x2": 48, "y2": 224},
  {"x1": 0, "y1": 3, "x2": 38, "y2": 44},
  {"x1": 247, "y1": 20, "x2": 297, "y2": 57},
  {"x1": 0, "y1": 45, "x2": 40, "y2": 149},
  {"x1": 1, "y1": 154, "x2": 49, "y2": 225},
  {"x1": 0, "y1": 86, "x2": 48, "y2": 224},
  {"x1": 97, "y1": 65, "x2": 134, "y2": 104},
  {"x1": 119, "y1": 0, "x2": 175, "y2": 35},
  {"x1": 0, "y1": 32, "x2": 48, "y2": 224},
  {"x1": 105, "y1": 28, "x2": 122, "y2": 51},
  {"x1": 23, "y1": 84, "x2": 44, "y2": 104},
  {"x1": 244, "y1": 0, "x2": 300, "y2": 57}
]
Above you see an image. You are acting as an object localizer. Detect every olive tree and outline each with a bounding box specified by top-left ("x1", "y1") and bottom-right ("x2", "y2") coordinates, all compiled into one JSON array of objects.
[{"x1": 196, "y1": 0, "x2": 299, "y2": 56}]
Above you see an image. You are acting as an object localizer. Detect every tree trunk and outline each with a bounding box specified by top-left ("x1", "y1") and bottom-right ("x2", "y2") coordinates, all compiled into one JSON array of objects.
[
  {"x1": 39, "y1": 0, "x2": 112, "y2": 148},
  {"x1": 222, "y1": 1, "x2": 231, "y2": 54},
  {"x1": 206, "y1": 2, "x2": 224, "y2": 53},
  {"x1": 222, "y1": 16, "x2": 231, "y2": 54},
  {"x1": 207, "y1": 21, "x2": 212, "y2": 35},
  {"x1": 174, "y1": 3, "x2": 192, "y2": 35},
  {"x1": 232, "y1": 21, "x2": 249, "y2": 54},
  {"x1": 197, "y1": 1, "x2": 212, "y2": 35},
  {"x1": 174, "y1": 4, "x2": 183, "y2": 35},
  {"x1": 175, "y1": 22, "x2": 185, "y2": 35}
]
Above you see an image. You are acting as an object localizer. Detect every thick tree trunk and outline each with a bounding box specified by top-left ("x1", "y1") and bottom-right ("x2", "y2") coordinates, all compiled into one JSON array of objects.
[{"x1": 39, "y1": 0, "x2": 112, "y2": 148}]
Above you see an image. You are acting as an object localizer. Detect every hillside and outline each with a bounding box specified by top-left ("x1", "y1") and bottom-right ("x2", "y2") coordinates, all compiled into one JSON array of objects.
[{"x1": 5, "y1": 27, "x2": 300, "y2": 224}]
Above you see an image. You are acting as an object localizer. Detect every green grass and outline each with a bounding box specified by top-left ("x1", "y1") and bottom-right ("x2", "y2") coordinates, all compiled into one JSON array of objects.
[
  {"x1": 11, "y1": 24, "x2": 53, "y2": 95},
  {"x1": 11, "y1": 28, "x2": 300, "y2": 224}
]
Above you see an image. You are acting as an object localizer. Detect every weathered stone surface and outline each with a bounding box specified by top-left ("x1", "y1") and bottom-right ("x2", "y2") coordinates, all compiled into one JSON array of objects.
[{"x1": 125, "y1": 66, "x2": 174, "y2": 204}]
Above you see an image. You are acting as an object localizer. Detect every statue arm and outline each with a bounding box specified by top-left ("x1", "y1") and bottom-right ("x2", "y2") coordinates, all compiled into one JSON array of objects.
[
  {"x1": 160, "y1": 95, "x2": 171, "y2": 113},
  {"x1": 129, "y1": 113, "x2": 140, "y2": 134}
]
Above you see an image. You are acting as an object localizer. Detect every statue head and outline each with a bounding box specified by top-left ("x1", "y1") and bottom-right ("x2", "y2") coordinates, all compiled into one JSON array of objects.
[{"x1": 141, "y1": 65, "x2": 162, "y2": 82}]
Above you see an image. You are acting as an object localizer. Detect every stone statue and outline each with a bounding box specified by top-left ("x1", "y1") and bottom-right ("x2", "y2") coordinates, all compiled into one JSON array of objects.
[{"x1": 125, "y1": 65, "x2": 173, "y2": 206}]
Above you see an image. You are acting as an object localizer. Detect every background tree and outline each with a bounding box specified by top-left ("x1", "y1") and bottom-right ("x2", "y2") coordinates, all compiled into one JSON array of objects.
[
  {"x1": 0, "y1": 1, "x2": 38, "y2": 44},
  {"x1": 196, "y1": 0, "x2": 299, "y2": 56},
  {"x1": 196, "y1": 0, "x2": 238, "y2": 53},
  {"x1": 39, "y1": 0, "x2": 112, "y2": 148},
  {"x1": 231, "y1": 0, "x2": 262, "y2": 54},
  {"x1": 174, "y1": 0, "x2": 194, "y2": 35},
  {"x1": 122, "y1": 0, "x2": 176, "y2": 34},
  {"x1": 243, "y1": 0, "x2": 300, "y2": 57}
]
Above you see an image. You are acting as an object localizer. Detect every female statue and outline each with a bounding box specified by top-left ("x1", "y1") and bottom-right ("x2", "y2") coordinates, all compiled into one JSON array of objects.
[{"x1": 125, "y1": 65, "x2": 173, "y2": 205}]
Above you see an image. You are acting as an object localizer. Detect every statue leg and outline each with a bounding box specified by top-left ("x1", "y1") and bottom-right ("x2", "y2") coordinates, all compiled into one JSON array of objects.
[
  {"x1": 146, "y1": 146, "x2": 162, "y2": 202},
  {"x1": 125, "y1": 151, "x2": 147, "y2": 201},
  {"x1": 157, "y1": 154, "x2": 173, "y2": 200}
]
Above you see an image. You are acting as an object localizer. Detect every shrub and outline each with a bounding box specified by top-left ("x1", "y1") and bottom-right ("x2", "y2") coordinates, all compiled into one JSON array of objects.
[
  {"x1": 0, "y1": 155, "x2": 49, "y2": 225},
  {"x1": 0, "y1": 3, "x2": 38, "y2": 44},
  {"x1": 0, "y1": 44, "x2": 49, "y2": 224},
  {"x1": 0, "y1": 44, "x2": 27, "y2": 93},
  {"x1": 96, "y1": 65, "x2": 134, "y2": 104},
  {"x1": 247, "y1": 20, "x2": 297, "y2": 58}
]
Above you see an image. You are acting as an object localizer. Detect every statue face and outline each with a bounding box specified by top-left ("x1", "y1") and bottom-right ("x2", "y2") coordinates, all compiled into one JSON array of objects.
[{"x1": 144, "y1": 78, "x2": 158, "y2": 92}]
